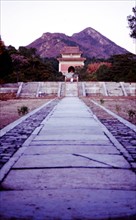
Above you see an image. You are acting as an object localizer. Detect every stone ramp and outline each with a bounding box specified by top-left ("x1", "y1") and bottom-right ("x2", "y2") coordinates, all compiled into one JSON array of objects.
[{"x1": 0, "y1": 97, "x2": 136, "y2": 219}]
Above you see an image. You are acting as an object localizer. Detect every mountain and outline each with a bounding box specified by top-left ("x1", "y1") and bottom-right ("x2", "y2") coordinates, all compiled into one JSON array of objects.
[{"x1": 27, "y1": 27, "x2": 128, "y2": 58}]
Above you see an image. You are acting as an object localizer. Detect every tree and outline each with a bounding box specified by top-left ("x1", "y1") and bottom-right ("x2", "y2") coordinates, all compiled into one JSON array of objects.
[
  {"x1": 127, "y1": 6, "x2": 136, "y2": 39},
  {"x1": 87, "y1": 62, "x2": 111, "y2": 74},
  {"x1": 19, "y1": 47, "x2": 37, "y2": 58},
  {"x1": 109, "y1": 53, "x2": 136, "y2": 82},
  {"x1": 0, "y1": 40, "x2": 13, "y2": 82},
  {"x1": 95, "y1": 65, "x2": 112, "y2": 81}
]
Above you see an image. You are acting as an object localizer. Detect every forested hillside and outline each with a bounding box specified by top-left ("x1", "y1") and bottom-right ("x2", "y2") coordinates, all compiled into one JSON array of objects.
[
  {"x1": 0, "y1": 42, "x2": 64, "y2": 83},
  {"x1": 0, "y1": 40, "x2": 136, "y2": 83}
]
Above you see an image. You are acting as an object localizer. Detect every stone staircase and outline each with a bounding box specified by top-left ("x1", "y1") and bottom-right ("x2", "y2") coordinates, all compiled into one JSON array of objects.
[
  {"x1": 19, "y1": 82, "x2": 39, "y2": 98},
  {"x1": 65, "y1": 82, "x2": 78, "y2": 96}
]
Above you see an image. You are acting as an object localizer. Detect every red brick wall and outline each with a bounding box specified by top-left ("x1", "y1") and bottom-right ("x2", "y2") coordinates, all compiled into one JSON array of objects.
[
  {"x1": 61, "y1": 64, "x2": 71, "y2": 72},
  {"x1": 60, "y1": 63, "x2": 83, "y2": 73}
]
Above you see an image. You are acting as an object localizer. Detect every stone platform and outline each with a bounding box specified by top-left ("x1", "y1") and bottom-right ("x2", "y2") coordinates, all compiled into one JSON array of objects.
[
  {"x1": 1, "y1": 82, "x2": 136, "y2": 97},
  {"x1": 0, "y1": 97, "x2": 136, "y2": 219}
]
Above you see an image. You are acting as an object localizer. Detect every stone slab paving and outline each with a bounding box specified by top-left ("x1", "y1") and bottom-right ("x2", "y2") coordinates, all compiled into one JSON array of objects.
[
  {"x1": 13, "y1": 153, "x2": 130, "y2": 169},
  {"x1": 23, "y1": 144, "x2": 118, "y2": 154},
  {"x1": 0, "y1": 97, "x2": 136, "y2": 220},
  {"x1": 0, "y1": 189, "x2": 135, "y2": 220}
]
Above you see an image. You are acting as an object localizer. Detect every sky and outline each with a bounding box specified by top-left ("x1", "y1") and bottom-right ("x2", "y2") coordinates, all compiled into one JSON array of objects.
[{"x1": 1, "y1": 0, "x2": 136, "y2": 54}]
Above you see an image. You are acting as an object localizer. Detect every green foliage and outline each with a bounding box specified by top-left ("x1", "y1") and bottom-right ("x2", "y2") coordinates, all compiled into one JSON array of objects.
[
  {"x1": 109, "y1": 53, "x2": 136, "y2": 82},
  {"x1": 0, "y1": 45, "x2": 64, "y2": 83},
  {"x1": 127, "y1": 6, "x2": 136, "y2": 39},
  {"x1": 127, "y1": 109, "x2": 136, "y2": 121},
  {"x1": 95, "y1": 65, "x2": 112, "y2": 81},
  {"x1": 91, "y1": 53, "x2": 136, "y2": 82},
  {"x1": 18, "y1": 47, "x2": 37, "y2": 58},
  {"x1": 17, "y1": 105, "x2": 29, "y2": 116},
  {"x1": 76, "y1": 53, "x2": 136, "y2": 82},
  {"x1": 75, "y1": 66, "x2": 95, "y2": 81},
  {"x1": 100, "y1": 98, "x2": 105, "y2": 105},
  {"x1": 0, "y1": 41, "x2": 13, "y2": 83}
]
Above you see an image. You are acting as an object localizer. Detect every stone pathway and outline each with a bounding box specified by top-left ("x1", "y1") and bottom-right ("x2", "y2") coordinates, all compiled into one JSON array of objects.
[{"x1": 0, "y1": 97, "x2": 136, "y2": 220}]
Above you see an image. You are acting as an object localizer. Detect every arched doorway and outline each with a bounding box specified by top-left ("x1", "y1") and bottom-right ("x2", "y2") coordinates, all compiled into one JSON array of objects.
[
  {"x1": 68, "y1": 66, "x2": 75, "y2": 73},
  {"x1": 65, "y1": 66, "x2": 78, "y2": 82}
]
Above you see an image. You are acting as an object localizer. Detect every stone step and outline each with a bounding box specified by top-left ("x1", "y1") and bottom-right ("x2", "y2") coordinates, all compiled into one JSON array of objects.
[{"x1": 65, "y1": 82, "x2": 78, "y2": 97}]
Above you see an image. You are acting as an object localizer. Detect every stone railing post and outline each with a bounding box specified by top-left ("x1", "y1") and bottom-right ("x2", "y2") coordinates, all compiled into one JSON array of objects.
[
  {"x1": 120, "y1": 82, "x2": 127, "y2": 96},
  {"x1": 36, "y1": 82, "x2": 41, "y2": 98},
  {"x1": 16, "y1": 82, "x2": 23, "y2": 98},
  {"x1": 82, "y1": 82, "x2": 86, "y2": 96},
  {"x1": 58, "y1": 82, "x2": 62, "y2": 97},
  {"x1": 102, "y1": 82, "x2": 108, "y2": 96}
]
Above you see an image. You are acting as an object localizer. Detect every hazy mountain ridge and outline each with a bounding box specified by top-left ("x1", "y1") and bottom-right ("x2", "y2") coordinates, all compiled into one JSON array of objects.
[{"x1": 27, "y1": 27, "x2": 128, "y2": 58}]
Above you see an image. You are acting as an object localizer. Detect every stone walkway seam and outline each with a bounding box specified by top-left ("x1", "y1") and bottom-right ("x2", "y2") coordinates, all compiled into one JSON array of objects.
[
  {"x1": 73, "y1": 153, "x2": 118, "y2": 168},
  {"x1": 0, "y1": 99, "x2": 55, "y2": 137},
  {"x1": 91, "y1": 100, "x2": 136, "y2": 132}
]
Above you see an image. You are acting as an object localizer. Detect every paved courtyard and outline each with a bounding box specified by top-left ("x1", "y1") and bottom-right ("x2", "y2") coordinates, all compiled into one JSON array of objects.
[{"x1": 0, "y1": 97, "x2": 136, "y2": 220}]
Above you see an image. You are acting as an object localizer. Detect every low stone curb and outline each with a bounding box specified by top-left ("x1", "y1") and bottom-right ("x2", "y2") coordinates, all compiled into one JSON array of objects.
[{"x1": 89, "y1": 100, "x2": 136, "y2": 169}]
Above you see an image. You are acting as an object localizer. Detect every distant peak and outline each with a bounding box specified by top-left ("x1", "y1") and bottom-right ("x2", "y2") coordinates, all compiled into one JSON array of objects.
[
  {"x1": 27, "y1": 27, "x2": 128, "y2": 58},
  {"x1": 80, "y1": 27, "x2": 100, "y2": 36},
  {"x1": 41, "y1": 32, "x2": 67, "y2": 40},
  {"x1": 72, "y1": 27, "x2": 98, "y2": 38},
  {"x1": 82, "y1": 27, "x2": 94, "y2": 32},
  {"x1": 41, "y1": 32, "x2": 52, "y2": 39}
]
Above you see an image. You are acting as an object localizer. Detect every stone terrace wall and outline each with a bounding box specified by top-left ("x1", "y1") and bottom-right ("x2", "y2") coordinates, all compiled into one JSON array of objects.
[
  {"x1": 0, "y1": 83, "x2": 19, "y2": 94},
  {"x1": 0, "y1": 82, "x2": 136, "y2": 98},
  {"x1": 84, "y1": 82, "x2": 136, "y2": 97}
]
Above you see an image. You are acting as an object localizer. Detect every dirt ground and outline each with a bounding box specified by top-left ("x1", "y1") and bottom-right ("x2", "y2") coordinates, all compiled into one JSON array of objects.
[
  {"x1": 82, "y1": 96, "x2": 136, "y2": 125},
  {"x1": 0, "y1": 98, "x2": 53, "y2": 129},
  {"x1": 0, "y1": 96, "x2": 136, "y2": 130}
]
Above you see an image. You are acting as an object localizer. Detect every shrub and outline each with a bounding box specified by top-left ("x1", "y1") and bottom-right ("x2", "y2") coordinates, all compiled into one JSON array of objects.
[
  {"x1": 100, "y1": 98, "x2": 105, "y2": 105},
  {"x1": 127, "y1": 109, "x2": 136, "y2": 121},
  {"x1": 17, "y1": 105, "x2": 29, "y2": 116}
]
